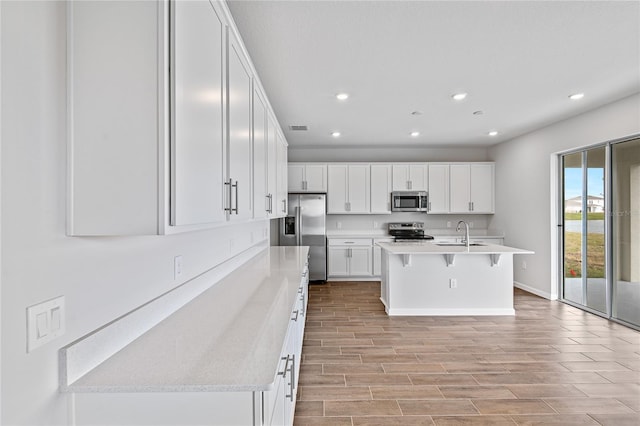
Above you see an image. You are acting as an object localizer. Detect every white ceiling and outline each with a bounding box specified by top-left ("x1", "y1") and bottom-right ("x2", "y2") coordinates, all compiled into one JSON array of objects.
[{"x1": 227, "y1": 0, "x2": 640, "y2": 148}]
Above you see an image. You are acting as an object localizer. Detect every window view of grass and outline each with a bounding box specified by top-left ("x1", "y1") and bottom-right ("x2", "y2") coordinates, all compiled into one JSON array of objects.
[{"x1": 564, "y1": 212, "x2": 606, "y2": 278}]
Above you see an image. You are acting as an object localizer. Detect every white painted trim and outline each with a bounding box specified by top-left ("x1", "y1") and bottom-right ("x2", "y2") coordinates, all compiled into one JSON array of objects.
[
  {"x1": 60, "y1": 242, "x2": 268, "y2": 388},
  {"x1": 514, "y1": 280, "x2": 556, "y2": 300},
  {"x1": 386, "y1": 308, "x2": 515, "y2": 316},
  {"x1": 0, "y1": 1, "x2": 3, "y2": 418},
  {"x1": 549, "y1": 153, "x2": 560, "y2": 302}
]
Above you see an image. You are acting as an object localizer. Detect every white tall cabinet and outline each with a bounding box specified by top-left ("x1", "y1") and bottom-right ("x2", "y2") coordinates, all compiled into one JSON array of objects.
[
  {"x1": 427, "y1": 164, "x2": 450, "y2": 213},
  {"x1": 449, "y1": 163, "x2": 495, "y2": 213},
  {"x1": 370, "y1": 164, "x2": 393, "y2": 214},
  {"x1": 327, "y1": 164, "x2": 371, "y2": 214},
  {"x1": 67, "y1": 0, "x2": 287, "y2": 236}
]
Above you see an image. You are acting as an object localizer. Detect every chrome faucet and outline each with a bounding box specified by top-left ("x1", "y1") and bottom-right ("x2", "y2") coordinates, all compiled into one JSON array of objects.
[{"x1": 456, "y1": 220, "x2": 470, "y2": 248}]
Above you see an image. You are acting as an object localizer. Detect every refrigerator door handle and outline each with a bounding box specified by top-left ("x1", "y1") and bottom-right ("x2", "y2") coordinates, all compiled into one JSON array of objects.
[{"x1": 295, "y1": 206, "x2": 302, "y2": 246}]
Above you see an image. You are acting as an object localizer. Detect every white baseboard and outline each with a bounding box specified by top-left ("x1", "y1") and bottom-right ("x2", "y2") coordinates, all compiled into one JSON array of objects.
[
  {"x1": 514, "y1": 281, "x2": 557, "y2": 300},
  {"x1": 386, "y1": 307, "x2": 515, "y2": 316},
  {"x1": 327, "y1": 277, "x2": 380, "y2": 282}
]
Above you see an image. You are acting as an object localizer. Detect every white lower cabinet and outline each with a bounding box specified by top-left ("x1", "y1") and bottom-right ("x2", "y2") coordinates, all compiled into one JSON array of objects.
[{"x1": 328, "y1": 239, "x2": 373, "y2": 277}]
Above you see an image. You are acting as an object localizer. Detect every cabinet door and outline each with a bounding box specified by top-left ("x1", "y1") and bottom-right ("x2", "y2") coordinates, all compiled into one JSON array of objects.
[
  {"x1": 428, "y1": 164, "x2": 449, "y2": 213},
  {"x1": 171, "y1": 0, "x2": 226, "y2": 226},
  {"x1": 470, "y1": 164, "x2": 494, "y2": 213},
  {"x1": 228, "y1": 32, "x2": 253, "y2": 220},
  {"x1": 370, "y1": 164, "x2": 392, "y2": 213},
  {"x1": 305, "y1": 164, "x2": 327, "y2": 192},
  {"x1": 253, "y1": 87, "x2": 268, "y2": 219},
  {"x1": 350, "y1": 247, "x2": 372, "y2": 276},
  {"x1": 409, "y1": 164, "x2": 428, "y2": 191},
  {"x1": 266, "y1": 115, "x2": 278, "y2": 216},
  {"x1": 392, "y1": 164, "x2": 410, "y2": 190},
  {"x1": 276, "y1": 133, "x2": 288, "y2": 217},
  {"x1": 449, "y1": 164, "x2": 471, "y2": 213},
  {"x1": 327, "y1": 165, "x2": 348, "y2": 213},
  {"x1": 347, "y1": 165, "x2": 370, "y2": 213},
  {"x1": 288, "y1": 164, "x2": 305, "y2": 192},
  {"x1": 328, "y1": 247, "x2": 349, "y2": 276}
]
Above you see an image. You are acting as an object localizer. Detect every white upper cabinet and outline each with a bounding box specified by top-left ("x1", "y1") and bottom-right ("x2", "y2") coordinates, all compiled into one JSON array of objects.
[
  {"x1": 266, "y1": 114, "x2": 278, "y2": 217},
  {"x1": 427, "y1": 164, "x2": 450, "y2": 213},
  {"x1": 276, "y1": 131, "x2": 289, "y2": 216},
  {"x1": 253, "y1": 86, "x2": 268, "y2": 219},
  {"x1": 449, "y1": 163, "x2": 495, "y2": 213},
  {"x1": 327, "y1": 164, "x2": 370, "y2": 214},
  {"x1": 392, "y1": 164, "x2": 428, "y2": 191},
  {"x1": 227, "y1": 31, "x2": 253, "y2": 221},
  {"x1": 288, "y1": 163, "x2": 327, "y2": 192},
  {"x1": 67, "y1": 1, "x2": 287, "y2": 234},
  {"x1": 171, "y1": 0, "x2": 226, "y2": 227},
  {"x1": 370, "y1": 164, "x2": 392, "y2": 214}
]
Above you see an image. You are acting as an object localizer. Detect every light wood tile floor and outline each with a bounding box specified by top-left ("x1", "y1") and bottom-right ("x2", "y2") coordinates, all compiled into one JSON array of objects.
[{"x1": 294, "y1": 282, "x2": 640, "y2": 426}]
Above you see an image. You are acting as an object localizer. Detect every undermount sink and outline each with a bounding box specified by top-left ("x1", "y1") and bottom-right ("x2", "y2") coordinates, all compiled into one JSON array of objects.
[{"x1": 435, "y1": 243, "x2": 485, "y2": 247}]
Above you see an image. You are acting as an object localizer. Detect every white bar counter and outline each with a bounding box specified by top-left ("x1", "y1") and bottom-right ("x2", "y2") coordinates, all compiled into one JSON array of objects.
[{"x1": 378, "y1": 241, "x2": 533, "y2": 316}]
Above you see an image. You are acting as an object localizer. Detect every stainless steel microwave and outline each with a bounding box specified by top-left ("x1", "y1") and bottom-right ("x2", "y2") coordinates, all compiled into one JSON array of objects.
[{"x1": 391, "y1": 191, "x2": 428, "y2": 212}]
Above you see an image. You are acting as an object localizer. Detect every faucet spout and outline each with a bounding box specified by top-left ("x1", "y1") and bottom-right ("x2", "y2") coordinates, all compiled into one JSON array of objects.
[{"x1": 456, "y1": 220, "x2": 470, "y2": 248}]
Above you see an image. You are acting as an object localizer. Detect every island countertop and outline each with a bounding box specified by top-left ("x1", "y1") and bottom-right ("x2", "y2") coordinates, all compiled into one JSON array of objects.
[{"x1": 377, "y1": 241, "x2": 533, "y2": 255}]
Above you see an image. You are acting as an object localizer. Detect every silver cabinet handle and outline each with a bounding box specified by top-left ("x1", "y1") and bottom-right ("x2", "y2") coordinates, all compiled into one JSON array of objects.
[
  {"x1": 471, "y1": 201, "x2": 474, "y2": 211},
  {"x1": 266, "y1": 194, "x2": 272, "y2": 213},
  {"x1": 224, "y1": 179, "x2": 233, "y2": 212},
  {"x1": 278, "y1": 355, "x2": 290, "y2": 376},
  {"x1": 232, "y1": 180, "x2": 239, "y2": 214},
  {"x1": 468, "y1": 201, "x2": 472, "y2": 212},
  {"x1": 408, "y1": 180, "x2": 412, "y2": 190},
  {"x1": 428, "y1": 202, "x2": 431, "y2": 212},
  {"x1": 291, "y1": 310, "x2": 299, "y2": 322},
  {"x1": 285, "y1": 354, "x2": 295, "y2": 401},
  {"x1": 282, "y1": 199, "x2": 287, "y2": 213}
]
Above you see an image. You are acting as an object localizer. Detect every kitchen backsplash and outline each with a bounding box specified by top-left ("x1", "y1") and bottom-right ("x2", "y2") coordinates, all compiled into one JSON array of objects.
[{"x1": 326, "y1": 212, "x2": 493, "y2": 234}]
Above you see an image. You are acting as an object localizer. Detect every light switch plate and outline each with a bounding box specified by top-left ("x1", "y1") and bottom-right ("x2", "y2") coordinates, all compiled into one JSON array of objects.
[{"x1": 27, "y1": 296, "x2": 65, "y2": 352}]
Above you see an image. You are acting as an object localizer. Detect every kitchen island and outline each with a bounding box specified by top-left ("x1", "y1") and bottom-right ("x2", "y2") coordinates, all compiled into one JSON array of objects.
[{"x1": 378, "y1": 241, "x2": 533, "y2": 316}]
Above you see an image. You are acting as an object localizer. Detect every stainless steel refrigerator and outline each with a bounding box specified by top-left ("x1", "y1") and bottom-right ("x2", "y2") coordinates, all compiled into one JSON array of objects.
[{"x1": 279, "y1": 193, "x2": 327, "y2": 281}]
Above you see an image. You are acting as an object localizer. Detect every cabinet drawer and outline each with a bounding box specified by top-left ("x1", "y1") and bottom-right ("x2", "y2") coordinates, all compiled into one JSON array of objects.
[{"x1": 328, "y1": 238, "x2": 372, "y2": 246}]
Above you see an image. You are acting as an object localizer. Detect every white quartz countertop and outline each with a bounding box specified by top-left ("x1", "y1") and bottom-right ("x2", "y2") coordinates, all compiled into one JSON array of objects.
[
  {"x1": 64, "y1": 246, "x2": 309, "y2": 393},
  {"x1": 378, "y1": 241, "x2": 533, "y2": 255}
]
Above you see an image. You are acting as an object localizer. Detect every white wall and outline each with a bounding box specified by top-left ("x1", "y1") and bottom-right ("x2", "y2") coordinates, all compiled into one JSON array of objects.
[
  {"x1": 288, "y1": 146, "x2": 489, "y2": 163},
  {"x1": 488, "y1": 93, "x2": 640, "y2": 299},
  {"x1": 1, "y1": 2, "x2": 267, "y2": 424}
]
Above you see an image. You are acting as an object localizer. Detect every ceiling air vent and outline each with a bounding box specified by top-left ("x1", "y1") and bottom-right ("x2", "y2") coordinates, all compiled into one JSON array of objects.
[{"x1": 289, "y1": 125, "x2": 308, "y2": 131}]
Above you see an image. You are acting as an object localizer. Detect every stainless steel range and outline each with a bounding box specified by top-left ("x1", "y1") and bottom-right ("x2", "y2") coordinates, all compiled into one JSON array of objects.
[{"x1": 388, "y1": 222, "x2": 434, "y2": 242}]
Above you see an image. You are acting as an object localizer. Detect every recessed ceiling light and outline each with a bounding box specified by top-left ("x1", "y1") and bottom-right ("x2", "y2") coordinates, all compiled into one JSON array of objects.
[
  {"x1": 331, "y1": 131, "x2": 341, "y2": 137},
  {"x1": 336, "y1": 93, "x2": 349, "y2": 101},
  {"x1": 568, "y1": 93, "x2": 584, "y2": 100},
  {"x1": 452, "y1": 92, "x2": 467, "y2": 101},
  {"x1": 410, "y1": 131, "x2": 420, "y2": 137},
  {"x1": 473, "y1": 110, "x2": 483, "y2": 115},
  {"x1": 410, "y1": 110, "x2": 422, "y2": 116},
  {"x1": 488, "y1": 131, "x2": 499, "y2": 137}
]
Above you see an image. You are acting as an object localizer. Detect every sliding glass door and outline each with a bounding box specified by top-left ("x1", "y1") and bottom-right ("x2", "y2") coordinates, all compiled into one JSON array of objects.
[
  {"x1": 611, "y1": 138, "x2": 640, "y2": 326},
  {"x1": 560, "y1": 136, "x2": 639, "y2": 329},
  {"x1": 561, "y1": 148, "x2": 606, "y2": 313}
]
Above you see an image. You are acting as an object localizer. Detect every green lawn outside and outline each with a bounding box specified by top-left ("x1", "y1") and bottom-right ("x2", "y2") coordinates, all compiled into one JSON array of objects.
[
  {"x1": 564, "y1": 212, "x2": 605, "y2": 220},
  {"x1": 563, "y1": 231, "x2": 605, "y2": 278}
]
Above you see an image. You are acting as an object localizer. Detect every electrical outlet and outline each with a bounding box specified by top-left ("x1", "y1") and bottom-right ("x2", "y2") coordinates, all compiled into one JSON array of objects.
[
  {"x1": 447, "y1": 221, "x2": 452, "y2": 228},
  {"x1": 337, "y1": 222, "x2": 342, "y2": 229},
  {"x1": 522, "y1": 261, "x2": 527, "y2": 270},
  {"x1": 174, "y1": 255, "x2": 183, "y2": 279},
  {"x1": 469, "y1": 221, "x2": 474, "y2": 228},
  {"x1": 27, "y1": 296, "x2": 66, "y2": 352},
  {"x1": 449, "y1": 278, "x2": 457, "y2": 289},
  {"x1": 373, "y1": 221, "x2": 378, "y2": 228}
]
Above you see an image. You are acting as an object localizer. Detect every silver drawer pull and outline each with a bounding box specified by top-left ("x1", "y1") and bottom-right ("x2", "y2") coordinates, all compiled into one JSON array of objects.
[{"x1": 291, "y1": 310, "x2": 299, "y2": 321}]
